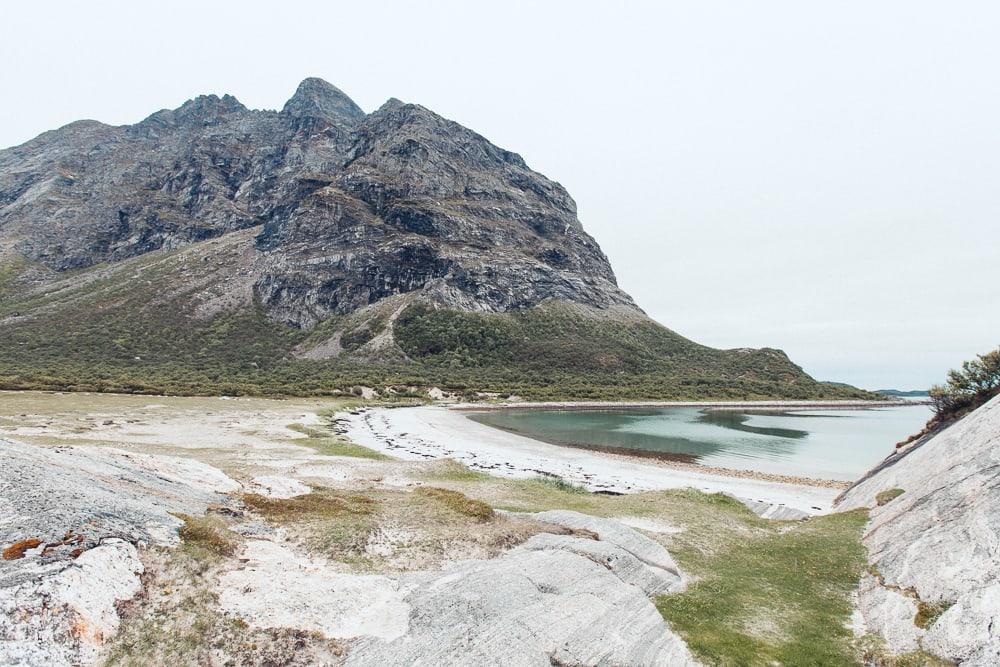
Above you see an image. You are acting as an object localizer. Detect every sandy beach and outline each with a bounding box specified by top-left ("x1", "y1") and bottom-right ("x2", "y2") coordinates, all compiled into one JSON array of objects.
[
  {"x1": 451, "y1": 399, "x2": 915, "y2": 411},
  {"x1": 340, "y1": 405, "x2": 843, "y2": 518}
]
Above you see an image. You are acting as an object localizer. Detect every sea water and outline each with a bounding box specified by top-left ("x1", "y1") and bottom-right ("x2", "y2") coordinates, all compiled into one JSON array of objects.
[{"x1": 469, "y1": 405, "x2": 932, "y2": 481}]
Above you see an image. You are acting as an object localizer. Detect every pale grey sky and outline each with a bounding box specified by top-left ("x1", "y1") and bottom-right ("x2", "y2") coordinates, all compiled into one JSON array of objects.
[{"x1": 2, "y1": 1, "x2": 997, "y2": 390}]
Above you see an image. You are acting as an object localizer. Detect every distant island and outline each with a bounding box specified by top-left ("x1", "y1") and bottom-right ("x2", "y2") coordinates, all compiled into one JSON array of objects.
[{"x1": 876, "y1": 389, "x2": 930, "y2": 398}]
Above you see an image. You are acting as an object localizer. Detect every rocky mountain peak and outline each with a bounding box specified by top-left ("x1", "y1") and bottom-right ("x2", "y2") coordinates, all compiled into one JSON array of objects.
[
  {"x1": 282, "y1": 77, "x2": 364, "y2": 121},
  {"x1": 0, "y1": 78, "x2": 638, "y2": 327},
  {"x1": 140, "y1": 93, "x2": 248, "y2": 128}
]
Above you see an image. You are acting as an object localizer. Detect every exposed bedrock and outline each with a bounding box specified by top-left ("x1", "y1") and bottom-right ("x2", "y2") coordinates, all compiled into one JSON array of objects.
[
  {"x1": 344, "y1": 509, "x2": 694, "y2": 666},
  {"x1": 0, "y1": 439, "x2": 240, "y2": 666},
  {"x1": 836, "y1": 395, "x2": 1000, "y2": 665},
  {"x1": 0, "y1": 436, "x2": 697, "y2": 666}
]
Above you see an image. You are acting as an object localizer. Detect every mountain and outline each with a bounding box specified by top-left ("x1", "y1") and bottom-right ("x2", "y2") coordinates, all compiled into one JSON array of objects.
[{"x1": 0, "y1": 78, "x2": 871, "y2": 400}]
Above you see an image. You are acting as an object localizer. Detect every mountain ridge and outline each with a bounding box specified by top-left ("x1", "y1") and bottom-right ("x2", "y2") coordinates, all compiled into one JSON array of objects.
[
  {"x1": 0, "y1": 78, "x2": 634, "y2": 322},
  {"x1": 0, "y1": 78, "x2": 872, "y2": 400}
]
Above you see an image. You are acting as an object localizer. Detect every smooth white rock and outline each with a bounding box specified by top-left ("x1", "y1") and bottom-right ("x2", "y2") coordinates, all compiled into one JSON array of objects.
[
  {"x1": 854, "y1": 573, "x2": 923, "y2": 653},
  {"x1": 837, "y1": 395, "x2": 1000, "y2": 663},
  {"x1": 345, "y1": 546, "x2": 697, "y2": 666},
  {"x1": 614, "y1": 516, "x2": 684, "y2": 534},
  {"x1": 924, "y1": 584, "x2": 1000, "y2": 666},
  {"x1": 0, "y1": 540, "x2": 143, "y2": 667},
  {"x1": 344, "y1": 511, "x2": 696, "y2": 665},
  {"x1": 218, "y1": 540, "x2": 411, "y2": 640},
  {"x1": 0, "y1": 438, "x2": 241, "y2": 665},
  {"x1": 516, "y1": 532, "x2": 681, "y2": 596},
  {"x1": 246, "y1": 475, "x2": 310, "y2": 498},
  {"x1": 529, "y1": 509, "x2": 683, "y2": 578}
]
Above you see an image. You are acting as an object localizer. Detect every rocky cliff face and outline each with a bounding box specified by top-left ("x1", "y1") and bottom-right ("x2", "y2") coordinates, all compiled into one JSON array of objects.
[
  {"x1": 836, "y1": 395, "x2": 1000, "y2": 665},
  {"x1": 0, "y1": 78, "x2": 634, "y2": 328}
]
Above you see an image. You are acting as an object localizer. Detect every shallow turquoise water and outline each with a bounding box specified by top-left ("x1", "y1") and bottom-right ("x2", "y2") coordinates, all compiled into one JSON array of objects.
[{"x1": 468, "y1": 405, "x2": 932, "y2": 481}]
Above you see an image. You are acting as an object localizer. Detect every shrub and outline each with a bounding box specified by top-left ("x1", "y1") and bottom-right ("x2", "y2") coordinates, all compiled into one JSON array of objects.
[
  {"x1": 929, "y1": 347, "x2": 1000, "y2": 420},
  {"x1": 0, "y1": 253, "x2": 879, "y2": 402}
]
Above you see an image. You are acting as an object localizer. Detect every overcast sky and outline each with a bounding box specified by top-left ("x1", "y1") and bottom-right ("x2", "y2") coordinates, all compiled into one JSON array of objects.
[{"x1": 2, "y1": 1, "x2": 997, "y2": 390}]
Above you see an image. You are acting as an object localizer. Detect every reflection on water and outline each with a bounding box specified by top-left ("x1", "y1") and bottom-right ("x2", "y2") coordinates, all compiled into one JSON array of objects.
[
  {"x1": 468, "y1": 405, "x2": 932, "y2": 481},
  {"x1": 696, "y1": 410, "x2": 808, "y2": 439}
]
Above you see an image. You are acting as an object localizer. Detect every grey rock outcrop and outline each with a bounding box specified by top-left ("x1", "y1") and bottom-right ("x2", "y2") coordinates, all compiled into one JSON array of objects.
[
  {"x1": 0, "y1": 438, "x2": 241, "y2": 665},
  {"x1": 836, "y1": 395, "x2": 1000, "y2": 665},
  {"x1": 281, "y1": 77, "x2": 365, "y2": 121},
  {"x1": 0, "y1": 78, "x2": 636, "y2": 328},
  {"x1": 0, "y1": 439, "x2": 240, "y2": 580},
  {"x1": 1, "y1": 437, "x2": 698, "y2": 666},
  {"x1": 526, "y1": 509, "x2": 685, "y2": 585},
  {"x1": 924, "y1": 584, "x2": 1000, "y2": 665},
  {"x1": 346, "y1": 509, "x2": 695, "y2": 666}
]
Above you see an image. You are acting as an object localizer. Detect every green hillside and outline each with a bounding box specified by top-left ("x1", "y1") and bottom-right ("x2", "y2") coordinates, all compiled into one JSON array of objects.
[{"x1": 0, "y1": 244, "x2": 873, "y2": 401}]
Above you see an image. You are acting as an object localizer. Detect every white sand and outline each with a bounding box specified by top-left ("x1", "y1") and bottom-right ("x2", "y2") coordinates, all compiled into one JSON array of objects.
[{"x1": 342, "y1": 406, "x2": 840, "y2": 516}]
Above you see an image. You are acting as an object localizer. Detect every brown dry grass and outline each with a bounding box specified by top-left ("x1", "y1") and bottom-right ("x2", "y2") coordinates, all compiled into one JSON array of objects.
[
  {"x1": 914, "y1": 600, "x2": 952, "y2": 629},
  {"x1": 415, "y1": 486, "x2": 494, "y2": 522},
  {"x1": 176, "y1": 514, "x2": 239, "y2": 557},
  {"x1": 242, "y1": 490, "x2": 377, "y2": 523}
]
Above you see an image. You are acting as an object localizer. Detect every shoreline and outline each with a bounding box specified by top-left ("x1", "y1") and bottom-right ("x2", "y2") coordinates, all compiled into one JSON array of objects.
[
  {"x1": 450, "y1": 399, "x2": 919, "y2": 412},
  {"x1": 339, "y1": 405, "x2": 844, "y2": 517},
  {"x1": 594, "y1": 450, "x2": 850, "y2": 489},
  {"x1": 461, "y1": 416, "x2": 850, "y2": 489}
]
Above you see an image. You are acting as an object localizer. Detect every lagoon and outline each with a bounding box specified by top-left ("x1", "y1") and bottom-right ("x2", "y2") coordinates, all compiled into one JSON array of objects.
[{"x1": 468, "y1": 404, "x2": 932, "y2": 481}]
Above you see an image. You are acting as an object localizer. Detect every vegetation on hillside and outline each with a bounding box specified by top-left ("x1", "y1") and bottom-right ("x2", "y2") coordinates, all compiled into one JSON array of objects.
[
  {"x1": 929, "y1": 346, "x2": 1000, "y2": 420},
  {"x1": 0, "y1": 248, "x2": 877, "y2": 401}
]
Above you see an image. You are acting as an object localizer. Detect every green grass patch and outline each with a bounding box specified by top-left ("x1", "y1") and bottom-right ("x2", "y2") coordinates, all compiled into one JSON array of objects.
[
  {"x1": 876, "y1": 488, "x2": 905, "y2": 506},
  {"x1": 914, "y1": 600, "x2": 952, "y2": 629},
  {"x1": 287, "y1": 423, "x2": 389, "y2": 460},
  {"x1": 525, "y1": 475, "x2": 589, "y2": 495},
  {"x1": 655, "y1": 509, "x2": 869, "y2": 666},
  {"x1": 424, "y1": 459, "x2": 491, "y2": 482}
]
